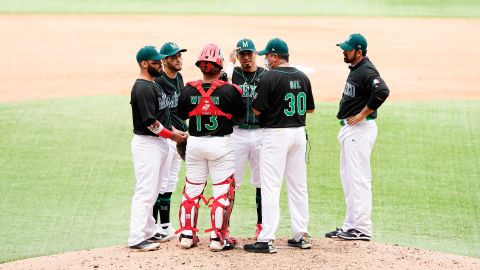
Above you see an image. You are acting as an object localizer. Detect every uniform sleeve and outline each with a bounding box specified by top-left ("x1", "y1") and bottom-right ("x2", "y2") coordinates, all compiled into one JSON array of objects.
[
  {"x1": 304, "y1": 76, "x2": 315, "y2": 110},
  {"x1": 365, "y1": 67, "x2": 390, "y2": 110},
  {"x1": 251, "y1": 75, "x2": 270, "y2": 112},
  {"x1": 135, "y1": 85, "x2": 157, "y2": 127},
  {"x1": 230, "y1": 85, "x2": 246, "y2": 119},
  {"x1": 177, "y1": 87, "x2": 189, "y2": 120}
]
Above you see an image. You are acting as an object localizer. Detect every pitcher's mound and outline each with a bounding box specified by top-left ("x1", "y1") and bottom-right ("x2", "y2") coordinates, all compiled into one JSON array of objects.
[{"x1": 1, "y1": 238, "x2": 479, "y2": 270}]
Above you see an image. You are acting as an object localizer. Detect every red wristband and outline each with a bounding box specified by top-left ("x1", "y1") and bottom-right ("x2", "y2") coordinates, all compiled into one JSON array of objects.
[{"x1": 158, "y1": 128, "x2": 173, "y2": 139}]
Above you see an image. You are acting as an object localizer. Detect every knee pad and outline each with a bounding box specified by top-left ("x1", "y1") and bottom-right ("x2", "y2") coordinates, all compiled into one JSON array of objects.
[
  {"x1": 176, "y1": 178, "x2": 208, "y2": 239},
  {"x1": 205, "y1": 175, "x2": 236, "y2": 242}
]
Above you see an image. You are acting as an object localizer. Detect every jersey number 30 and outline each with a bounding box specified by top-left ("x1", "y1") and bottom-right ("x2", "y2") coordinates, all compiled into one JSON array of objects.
[
  {"x1": 284, "y1": 92, "x2": 306, "y2": 116},
  {"x1": 196, "y1": 116, "x2": 218, "y2": 131}
]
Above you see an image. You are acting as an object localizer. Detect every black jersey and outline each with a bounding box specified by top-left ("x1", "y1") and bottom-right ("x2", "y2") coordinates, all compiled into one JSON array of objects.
[
  {"x1": 177, "y1": 82, "x2": 245, "y2": 136},
  {"x1": 231, "y1": 66, "x2": 267, "y2": 126},
  {"x1": 337, "y1": 57, "x2": 390, "y2": 119},
  {"x1": 130, "y1": 79, "x2": 172, "y2": 136},
  {"x1": 252, "y1": 66, "x2": 315, "y2": 128},
  {"x1": 154, "y1": 72, "x2": 188, "y2": 131}
]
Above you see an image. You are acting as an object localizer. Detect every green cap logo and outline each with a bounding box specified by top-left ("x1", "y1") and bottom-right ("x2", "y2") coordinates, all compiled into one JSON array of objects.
[
  {"x1": 236, "y1": 38, "x2": 256, "y2": 53},
  {"x1": 160, "y1": 42, "x2": 187, "y2": 57},
  {"x1": 258, "y1": 38, "x2": 289, "y2": 56},
  {"x1": 136, "y1": 46, "x2": 167, "y2": 63},
  {"x1": 336, "y1": 33, "x2": 368, "y2": 51}
]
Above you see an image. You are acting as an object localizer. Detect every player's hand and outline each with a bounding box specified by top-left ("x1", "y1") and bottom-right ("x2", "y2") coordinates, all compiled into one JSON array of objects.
[
  {"x1": 346, "y1": 113, "x2": 366, "y2": 126},
  {"x1": 229, "y1": 48, "x2": 240, "y2": 64},
  {"x1": 171, "y1": 130, "x2": 187, "y2": 143}
]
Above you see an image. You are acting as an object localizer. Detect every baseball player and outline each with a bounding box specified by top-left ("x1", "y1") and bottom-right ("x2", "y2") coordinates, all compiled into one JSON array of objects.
[
  {"x1": 224, "y1": 38, "x2": 267, "y2": 239},
  {"x1": 152, "y1": 42, "x2": 188, "y2": 240},
  {"x1": 324, "y1": 33, "x2": 390, "y2": 241},
  {"x1": 175, "y1": 44, "x2": 245, "y2": 252},
  {"x1": 243, "y1": 38, "x2": 315, "y2": 254},
  {"x1": 128, "y1": 45, "x2": 187, "y2": 251}
]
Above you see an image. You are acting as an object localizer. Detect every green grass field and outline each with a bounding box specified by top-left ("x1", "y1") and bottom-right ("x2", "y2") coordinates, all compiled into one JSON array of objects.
[
  {"x1": 1, "y1": 0, "x2": 479, "y2": 18},
  {"x1": 0, "y1": 97, "x2": 478, "y2": 263}
]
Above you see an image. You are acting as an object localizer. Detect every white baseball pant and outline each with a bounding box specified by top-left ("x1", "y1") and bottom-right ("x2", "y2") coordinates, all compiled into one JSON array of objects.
[
  {"x1": 158, "y1": 139, "x2": 181, "y2": 194},
  {"x1": 338, "y1": 119, "x2": 377, "y2": 236},
  {"x1": 128, "y1": 134, "x2": 171, "y2": 246},
  {"x1": 231, "y1": 127, "x2": 262, "y2": 190},
  {"x1": 180, "y1": 135, "x2": 235, "y2": 238},
  {"x1": 257, "y1": 127, "x2": 309, "y2": 243}
]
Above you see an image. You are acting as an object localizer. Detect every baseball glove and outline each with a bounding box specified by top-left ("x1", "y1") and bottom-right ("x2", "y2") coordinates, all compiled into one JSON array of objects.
[
  {"x1": 176, "y1": 140, "x2": 187, "y2": 161},
  {"x1": 219, "y1": 71, "x2": 228, "y2": 82}
]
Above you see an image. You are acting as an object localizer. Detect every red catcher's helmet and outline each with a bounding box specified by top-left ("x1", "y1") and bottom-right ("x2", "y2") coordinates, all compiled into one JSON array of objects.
[{"x1": 196, "y1": 44, "x2": 224, "y2": 69}]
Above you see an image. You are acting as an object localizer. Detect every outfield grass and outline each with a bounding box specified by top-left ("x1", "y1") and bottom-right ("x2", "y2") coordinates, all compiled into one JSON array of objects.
[
  {"x1": 0, "y1": 97, "x2": 478, "y2": 262},
  {"x1": 0, "y1": 0, "x2": 479, "y2": 18}
]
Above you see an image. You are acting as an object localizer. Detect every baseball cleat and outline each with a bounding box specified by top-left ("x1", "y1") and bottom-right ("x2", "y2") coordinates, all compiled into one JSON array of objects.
[
  {"x1": 243, "y1": 240, "x2": 277, "y2": 254},
  {"x1": 209, "y1": 238, "x2": 226, "y2": 251},
  {"x1": 128, "y1": 240, "x2": 160, "y2": 252},
  {"x1": 287, "y1": 233, "x2": 312, "y2": 249},
  {"x1": 148, "y1": 232, "x2": 175, "y2": 243},
  {"x1": 325, "y1": 228, "x2": 343, "y2": 238},
  {"x1": 179, "y1": 234, "x2": 198, "y2": 249},
  {"x1": 337, "y1": 229, "x2": 371, "y2": 241}
]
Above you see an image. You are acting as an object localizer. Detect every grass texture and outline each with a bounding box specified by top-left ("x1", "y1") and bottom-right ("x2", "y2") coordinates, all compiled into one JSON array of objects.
[
  {"x1": 0, "y1": 0, "x2": 479, "y2": 18},
  {"x1": 0, "y1": 97, "x2": 479, "y2": 263}
]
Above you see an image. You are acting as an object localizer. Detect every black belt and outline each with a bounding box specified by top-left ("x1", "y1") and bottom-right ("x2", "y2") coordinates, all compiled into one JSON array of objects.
[
  {"x1": 237, "y1": 124, "x2": 260, "y2": 129},
  {"x1": 339, "y1": 116, "x2": 375, "y2": 126}
]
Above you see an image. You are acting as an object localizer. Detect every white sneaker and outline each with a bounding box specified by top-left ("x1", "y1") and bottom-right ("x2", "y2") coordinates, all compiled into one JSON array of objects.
[{"x1": 209, "y1": 239, "x2": 226, "y2": 251}]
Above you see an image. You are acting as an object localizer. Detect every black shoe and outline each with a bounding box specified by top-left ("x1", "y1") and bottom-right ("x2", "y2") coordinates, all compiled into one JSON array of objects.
[
  {"x1": 128, "y1": 240, "x2": 160, "y2": 251},
  {"x1": 148, "y1": 232, "x2": 175, "y2": 243},
  {"x1": 287, "y1": 233, "x2": 312, "y2": 249},
  {"x1": 337, "y1": 229, "x2": 371, "y2": 241},
  {"x1": 325, "y1": 228, "x2": 342, "y2": 238},
  {"x1": 243, "y1": 241, "x2": 277, "y2": 254}
]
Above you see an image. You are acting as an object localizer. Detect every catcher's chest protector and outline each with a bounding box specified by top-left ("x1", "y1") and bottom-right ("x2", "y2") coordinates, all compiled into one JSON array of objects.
[{"x1": 187, "y1": 80, "x2": 232, "y2": 119}]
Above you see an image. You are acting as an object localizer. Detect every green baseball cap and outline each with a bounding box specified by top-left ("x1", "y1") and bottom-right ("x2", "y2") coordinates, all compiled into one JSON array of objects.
[
  {"x1": 136, "y1": 46, "x2": 166, "y2": 63},
  {"x1": 236, "y1": 38, "x2": 256, "y2": 53},
  {"x1": 337, "y1": 33, "x2": 368, "y2": 51},
  {"x1": 160, "y1": 42, "x2": 187, "y2": 57},
  {"x1": 258, "y1": 38, "x2": 289, "y2": 56}
]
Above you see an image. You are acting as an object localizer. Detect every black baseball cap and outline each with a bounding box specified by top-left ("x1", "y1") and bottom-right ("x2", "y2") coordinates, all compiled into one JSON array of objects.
[
  {"x1": 160, "y1": 42, "x2": 187, "y2": 57},
  {"x1": 236, "y1": 38, "x2": 256, "y2": 53}
]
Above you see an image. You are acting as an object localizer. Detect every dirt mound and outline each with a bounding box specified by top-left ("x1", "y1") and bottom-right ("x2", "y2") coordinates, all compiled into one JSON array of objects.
[{"x1": 1, "y1": 238, "x2": 479, "y2": 270}]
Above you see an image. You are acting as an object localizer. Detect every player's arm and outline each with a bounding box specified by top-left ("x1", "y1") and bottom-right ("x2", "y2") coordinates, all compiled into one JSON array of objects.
[
  {"x1": 251, "y1": 77, "x2": 269, "y2": 116},
  {"x1": 148, "y1": 120, "x2": 187, "y2": 143},
  {"x1": 305, "y1": 77, "x2": 315, "y2": 114},
  {"x1": 347, "y1": 70, "x2": 389, "y2": 126},
  {"x1": 224, "y1": 48, "x2": 240, "y2": 81}
]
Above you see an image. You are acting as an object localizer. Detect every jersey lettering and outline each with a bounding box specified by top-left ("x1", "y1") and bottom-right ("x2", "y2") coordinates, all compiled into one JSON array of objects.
[
  {"x1": 166, "y1": 94, "x2": 178, "y2": 108},
  {"x1": 240, "y1": 83, "x2": 256, "y2": 97},
  {"x1": 289, "y1": 80, "x2": 301, "y2": 90},
  {"x1": 157, "y1": 91, "x2": 169, "y2": 110},
  {"x1": 190, "y1": 96, "x2": 220, "y2": 105},
  {"x1": 343, "y1": 82, "x2": 356, "y2": 97}
]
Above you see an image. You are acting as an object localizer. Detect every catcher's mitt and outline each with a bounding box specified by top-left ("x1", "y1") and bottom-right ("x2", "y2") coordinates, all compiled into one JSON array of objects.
[
  {"x1": 176, "y1": 140, "x2": 187, "y2": 161},
  {"x1": 219, "y1": 71, "x2": 228, "y2": 82}
]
